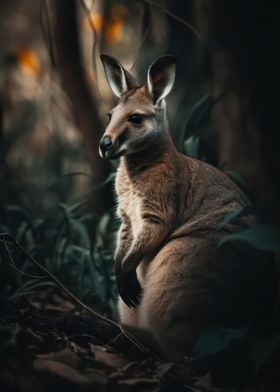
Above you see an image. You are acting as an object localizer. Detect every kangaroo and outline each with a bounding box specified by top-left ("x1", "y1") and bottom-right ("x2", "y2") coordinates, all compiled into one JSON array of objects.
[{"x1": 99, "y1": 54, "x2": 277, "y2": 360}]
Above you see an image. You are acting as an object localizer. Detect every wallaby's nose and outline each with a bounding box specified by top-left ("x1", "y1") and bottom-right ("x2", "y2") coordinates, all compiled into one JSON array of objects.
[{"x1": 99, "y1": 135, "x2": 113, "y2": 155}]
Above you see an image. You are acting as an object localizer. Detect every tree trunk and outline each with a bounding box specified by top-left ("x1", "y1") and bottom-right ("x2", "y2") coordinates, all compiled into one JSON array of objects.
[
  {"x1": 50, "y1": 0, "x2": 112, "y2": 209},
  {"x1": 194, "y1": 0, "x2": 280, "y2": 222}
]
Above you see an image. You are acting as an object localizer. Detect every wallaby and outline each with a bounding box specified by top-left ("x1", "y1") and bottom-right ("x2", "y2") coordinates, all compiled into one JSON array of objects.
[{"x1": 99, "y1": 54, "x2": 277, "y2": 360}]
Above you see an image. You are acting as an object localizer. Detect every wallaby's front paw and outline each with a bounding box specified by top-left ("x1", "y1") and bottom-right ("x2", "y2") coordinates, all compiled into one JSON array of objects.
[{"x1": 116, "y1": 267, "x2": 142, "y2": 308}]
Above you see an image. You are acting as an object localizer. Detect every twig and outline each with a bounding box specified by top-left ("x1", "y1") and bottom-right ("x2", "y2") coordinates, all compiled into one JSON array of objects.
[
  {"x1": 1, "y1": 238, "x2": 44, "y2": 303},
  {"x1": 0, "y1": 233, "x2": 151, "y2": 355},
  {"x1": 119, "y1": 325, "x2": 155, "y2": 355},
  {"x1": 9, "y1": 265, "x2": 45, "y2": 280},
  {"x1": 3, "y1": 239, "x2": 46, "y2": 279},
  {"x1": 135, "y1": 0, "x2": 203, "y2": 39}
]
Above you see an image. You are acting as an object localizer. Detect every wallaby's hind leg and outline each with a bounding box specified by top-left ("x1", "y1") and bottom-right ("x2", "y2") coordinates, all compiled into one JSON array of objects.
[
  {"x1": 119, "y1": 296, "x2": 168, "y2": 358},
  {"x1": 137, "y1": 238, "x2": 213, "y2": 360},
  {"x1": 137, "y1": 236, "x2": 277, "y2": 361}
]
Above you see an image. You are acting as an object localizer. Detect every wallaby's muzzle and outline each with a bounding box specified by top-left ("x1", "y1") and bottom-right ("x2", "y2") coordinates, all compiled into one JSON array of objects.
[
  {"x1": 99, "y1": 134, "x2": 121, "y2": 159},
  {"x1": 100, "y1": 135, "x2": 112, "y2": 152},
  {"x1": 99, "y1": 135, "x2": 112, "y2": 158}
]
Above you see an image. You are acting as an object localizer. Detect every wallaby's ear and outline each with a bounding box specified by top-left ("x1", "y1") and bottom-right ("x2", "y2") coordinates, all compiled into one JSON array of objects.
[
  {"x1": 100, "y1": 54, "x2": 139, "y2": 97},
  {"x1": 147, "y1": 55, "x2": 177, "y2": 104}
]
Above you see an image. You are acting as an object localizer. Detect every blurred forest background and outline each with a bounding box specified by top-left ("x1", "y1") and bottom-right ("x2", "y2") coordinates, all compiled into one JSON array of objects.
[{"x1": 0, "y1": 0, "x2": 280, "y2": 391}]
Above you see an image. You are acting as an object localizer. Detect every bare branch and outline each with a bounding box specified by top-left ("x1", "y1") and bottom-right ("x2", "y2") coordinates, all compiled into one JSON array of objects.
[{"x1": 135, "y1": 0, "x2": 203, "y2": 39}]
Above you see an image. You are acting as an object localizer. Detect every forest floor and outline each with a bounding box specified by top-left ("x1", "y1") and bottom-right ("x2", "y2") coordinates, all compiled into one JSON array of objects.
[
  {"x1": 0, "y1": 287, "x2": 220, "y2": 392},
  {"x1": 1, "y1": 284, "x2": 280, "y2": 392},
  {"x1": 0, "y1": 235, "x2": 279, "y2": 392}
]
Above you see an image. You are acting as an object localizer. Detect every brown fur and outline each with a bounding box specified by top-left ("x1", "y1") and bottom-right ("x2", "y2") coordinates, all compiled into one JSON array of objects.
[{"x1": 99, "y1": 58, "x2": 277, "y2": 361}]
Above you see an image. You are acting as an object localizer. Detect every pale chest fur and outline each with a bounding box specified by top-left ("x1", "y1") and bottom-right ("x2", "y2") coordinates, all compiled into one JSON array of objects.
[{"x1": 115, "y1": 164, "x2": 144, "y2": 239}]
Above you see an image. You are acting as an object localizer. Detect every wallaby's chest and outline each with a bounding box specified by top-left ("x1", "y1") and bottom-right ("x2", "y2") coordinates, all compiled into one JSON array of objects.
[
  {"x1": 116, "y1": 167, "x2": 145, "y2": 238},
  {"x1": 115, "y1": 160, "x2": 180, "y2": 229},
  {"x1": 122, "y1": 191, "x2": 143, "y2": 238}
]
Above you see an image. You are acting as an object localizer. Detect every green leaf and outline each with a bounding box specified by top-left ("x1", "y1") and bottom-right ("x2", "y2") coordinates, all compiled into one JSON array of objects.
[
  {"x1": 87, "y1": 251, "x2": 96, "y2": 283},
  {"x1": 184, "y1": 94, "x2": 218, "y2": 135},
  {"x1": 70, "y1": 244, "x2": 90, "y2": 256},
  {"x1": 59, "y1": 202, "x2": 74, "y2": 219},
  {"x1": 218, "y1": 224, "x2": 280, "y2": 251},
  {"x1": 70, "y1": 218, "x2": 90, "y2": 247},
  {"x1": 194, "y1": 326, "x2": 248, "y2": 358},
  {"x1": 97, "y1": 213, "x2": 111, "y2": 237},
  {"x1": 225, "y1": 170, "x2": 245, "y2": 185},
  {"x1": 217, "y1": 205, "x2": 254, "y2": 230},
  {"x1": 183, "y1": 135, "x2": 200, "y2": 158}
]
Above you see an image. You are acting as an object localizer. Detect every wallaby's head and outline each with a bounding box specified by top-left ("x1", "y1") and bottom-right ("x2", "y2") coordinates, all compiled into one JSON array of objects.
[{"x1": 99, "y1": 55, "x2": 177, "y2": 159}]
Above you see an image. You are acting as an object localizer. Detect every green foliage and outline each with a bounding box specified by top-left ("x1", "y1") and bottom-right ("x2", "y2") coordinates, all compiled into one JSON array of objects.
[
  {"x1": 218, "y1": 224, "x2": 280, "y2": 251},
  {"x1": 225, "y1": 170, "x2": 245, "y2": 185},
  {"x1": 183, "y1": 93, "x2": 217, "y2": 139},
  {"x1": 183, "y1": 135, "x2": 200, "y2": 158},
  {"x1": 182, "y1": 93, "x2": 222, "y2": 165},
  {"x1": 182, "y1": 94, "x2": 246, "y2": 192},
  {"x1": 0, "y1": 172, "x2": 117, "y2": 318},
  {"x1": 194, "y1": 326, "x2": 249, "y2": 358},
  {"x1": 217, "y1": 205, "x2": 254, "y2": 230}
]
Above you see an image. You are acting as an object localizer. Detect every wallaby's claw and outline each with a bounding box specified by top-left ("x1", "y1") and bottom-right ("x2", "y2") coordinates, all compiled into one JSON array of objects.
[{"x1": 116, "y1": 269, "x2": 142, "y2": 307}]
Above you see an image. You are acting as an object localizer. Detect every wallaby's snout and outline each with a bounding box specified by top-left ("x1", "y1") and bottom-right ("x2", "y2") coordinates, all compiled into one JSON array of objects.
[
  {"x1": 99, "y1": 131, "x2": 123, "y2": 159},
  {"x1": 99, "y1": 135, "x2": 113, "y2": 158}
]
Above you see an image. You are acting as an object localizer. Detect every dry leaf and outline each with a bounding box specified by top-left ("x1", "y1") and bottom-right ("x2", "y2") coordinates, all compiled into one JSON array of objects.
[
  {"x1": 195, "y1": 372, "x2": 222, "y2": 391},
  {"x1": 33, "y1": 358, "x2": 89, "y2": 385},
  {"x1": 92, "y1": 345, "x2": 129, "y2": 369},
  {"x1": 118, "y1": 377, "x2": 158, "y2": 387},
  {"x1": 36, "y1": 349, "x2": 80, "y2": 368}
]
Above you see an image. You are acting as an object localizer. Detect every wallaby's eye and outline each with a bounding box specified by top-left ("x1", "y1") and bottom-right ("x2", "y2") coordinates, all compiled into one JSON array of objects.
[
  {"x1": 106, "y1": 112, "x2": 112, "y2": 122},
  {"x1": 128, "y1": 114, "x2": 144, "y2": 125}
]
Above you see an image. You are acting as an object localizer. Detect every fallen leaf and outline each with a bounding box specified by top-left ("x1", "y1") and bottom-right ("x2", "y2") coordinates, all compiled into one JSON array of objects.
[
  {"x1": 91, "y1": 345, "x2": 129, "y2": 369},
  {"x1": 33, "y1": 358, "x2": 89, "y2": 385},
  {"x1": 118, "y1": 377, "x2": 158, "y2": 387},
  {"x1": 36, "y1": 348, "x2": 80, "y2": 368},
  {"x1": 195, "y1": 372, "x2": 222, "y2": 391}
]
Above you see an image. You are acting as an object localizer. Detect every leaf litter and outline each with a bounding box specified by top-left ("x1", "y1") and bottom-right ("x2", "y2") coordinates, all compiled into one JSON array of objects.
[{"x1": 0, "y1": 285, "x2": 223, "y2": 392}]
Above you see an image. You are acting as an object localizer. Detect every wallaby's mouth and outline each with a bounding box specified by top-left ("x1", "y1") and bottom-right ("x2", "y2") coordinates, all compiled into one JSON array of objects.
[
  {"x1": 99, "y1": 136, "x2": 126, "y2": 159},
  {"x1": 104, "y1": 148, "x2": 126, "y2": 159}
]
